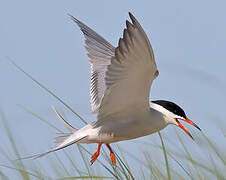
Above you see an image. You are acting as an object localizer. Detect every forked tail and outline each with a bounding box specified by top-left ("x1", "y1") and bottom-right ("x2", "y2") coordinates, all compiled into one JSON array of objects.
[
  {"x1": 20, "y1": 134, "x2": 88, "y2": 160},
  {"x1": 19, "y1": 107, "x2": 87, "y2": 160}
]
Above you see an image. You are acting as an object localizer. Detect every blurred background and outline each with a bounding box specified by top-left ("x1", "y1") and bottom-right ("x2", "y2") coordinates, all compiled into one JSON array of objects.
[{"x1": 0, "y1": 0, "x2": 225, "y2": 179}]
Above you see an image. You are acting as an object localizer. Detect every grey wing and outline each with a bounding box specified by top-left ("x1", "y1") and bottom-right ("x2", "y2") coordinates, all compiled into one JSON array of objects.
[
  {"x1": 70, "y1": 15, "x2": 115, "y2": 113},
  {"x1": 98, "y1": 12, "x2": 159, "y2": 119}
]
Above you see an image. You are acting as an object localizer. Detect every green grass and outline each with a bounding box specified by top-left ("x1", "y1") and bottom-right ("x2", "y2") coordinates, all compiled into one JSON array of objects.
[{"x1": 0, "y1": 61, "x2": 225, "y2": 179}]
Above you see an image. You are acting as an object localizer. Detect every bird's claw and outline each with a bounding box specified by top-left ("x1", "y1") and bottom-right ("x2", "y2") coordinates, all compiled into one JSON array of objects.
[
  {"x1": 90, "y1": 152, "x2": 99, "y2": 165},
  {"x1": 110, "y1": 152, "x2": 116, "y2": 165}
]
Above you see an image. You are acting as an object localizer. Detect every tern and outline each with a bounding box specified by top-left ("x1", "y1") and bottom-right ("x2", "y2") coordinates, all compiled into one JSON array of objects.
[{"x1": 33, "y1": 12, "x2": 201, "y2": 165}]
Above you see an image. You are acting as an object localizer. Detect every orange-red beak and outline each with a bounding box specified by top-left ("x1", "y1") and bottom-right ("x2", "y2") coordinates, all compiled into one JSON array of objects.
[{"x1": 175, "y1": 118, "x2": 201, "y2": 140}]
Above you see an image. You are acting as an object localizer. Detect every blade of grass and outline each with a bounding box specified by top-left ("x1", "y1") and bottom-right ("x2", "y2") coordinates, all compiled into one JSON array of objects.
[
  {"x1": 119, "y1": 148, "x2": 149, "y2": 168},
  {"x1": 0, "y1": 164, "x2": 45, "y2": 180},
  {"x1": 0, "y1": 108, "x2": 31, "y2": 180},
  {"x1": 77, "y1": 144, "x2": 92, "y2": 177},
  {"x1": 202, "y1": 133, "x2": 226, "y2": 166},
  {"x1": 167, "y1": 152, "x2": 194, "y2": 180},
  {"x1": 0, "y1": 170, "x2": 9, "y2": 180},
  {"x1": 114, "y1": 152, "x2": 134, "y2": 180},
  {"x1": 55, "y1": 176, "x2": 113, "y2": 180},
  {"x1": 144, "y1": 152, "x2": 167, "y2": 180},
  {"x1": 29, "y1": 166, "x2": 52, "y2": 180},
  {"x1": 143, "y1": 152, "x2": 159, "y2": 180},
  {"x1": 108, "y1": 151, "x2": 129, "y2": 180},
  {"x1": 63, "y1": 150, "x2": 85, "y2": 176},
  {"x1": 158, "y1": 132, "x2": 171, "y2": 180},
  {"x1": 138, "y1": 138, "x2": 205, "y2": 179},
  {"x1": 47, "y1": 156, "x2": 65, "y2": 178},
  {"x1": 78, "y1": 145, "x2": 119, "y2": 180},
  {"x1": 20, "y1": 106, "x2": 118, "y2": 179},
  {"x1": 116, "y1": 146, "x2": 131, "y2": 171},
  {"x1": 18, "y1": 104, "x2": 63, "y2": 133},
  {"x1": 209, "y1": 153, "x2": 225, "y2": 180},
  {"x1": 120, "y1": 144, "x2": 187, "y2": 180},
  {"x1": 166, "y1": 147, "x2": 221, "y2": 176},
  {"x1": 9, "y1": 58, "x2": 87, "y2": 125},
  {"x1": 176, "y1": 131, "x2": 202, "y2": 180},
  {"x1": 54, "y1": 152, "x2": 71, "y2": 177},
  {"x1": 102, "y1": 149, "x2": 124, "y2": 180}
]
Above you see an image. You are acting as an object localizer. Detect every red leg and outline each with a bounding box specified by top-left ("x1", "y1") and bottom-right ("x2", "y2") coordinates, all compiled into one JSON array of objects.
[
  {"x1": 91, "y1": 142, "x2": 103, "y2": 165},
  {"x1": 106, "y1": 144, "x2": 116, "y2": 165}
]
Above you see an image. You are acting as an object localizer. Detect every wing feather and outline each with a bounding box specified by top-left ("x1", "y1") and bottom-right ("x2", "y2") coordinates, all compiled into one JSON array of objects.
[
  {"x1": 70, "y1": 15, "x2": 115, "y2": 113},
  {"x1": 98, "y1": 13, "x2": 159, "y2": 119},
  {"x1": 70, "y1": 13, "x2": 159, "y2": 118}
]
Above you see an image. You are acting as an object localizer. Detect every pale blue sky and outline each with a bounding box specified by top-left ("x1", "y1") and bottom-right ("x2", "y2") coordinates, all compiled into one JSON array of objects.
[{"x1": 0, "y1": 0, "x2": 226, "y2": 178}]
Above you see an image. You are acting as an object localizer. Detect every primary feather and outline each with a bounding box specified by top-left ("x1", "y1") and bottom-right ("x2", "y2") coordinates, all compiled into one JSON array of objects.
[
  {"x1": 97, "y1": 13, "x2": 159, "y2": 119},
  {"x1": 70, "y1": 15, "x2": 115, "y2": 113},
  {"x1": 70, "y1": 13, "x2": 159, "y2": 119}
]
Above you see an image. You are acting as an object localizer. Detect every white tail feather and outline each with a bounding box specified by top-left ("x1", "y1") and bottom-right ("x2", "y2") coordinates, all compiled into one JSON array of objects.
[
  {"x1": 18, "y1": 135, "x2": 88, "y2": 160},
  {"x1": 54, "y1": 133, "x2": 72, "y2": 147},
  {"x1": 52, "y1": 106, "x2": 77, "y2": 132}
]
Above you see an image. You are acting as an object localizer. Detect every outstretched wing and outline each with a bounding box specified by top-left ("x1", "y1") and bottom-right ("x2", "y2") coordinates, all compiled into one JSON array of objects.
[
  {"x1": 98, "y1": 13, "x2": 159, "y2": 119},
  {"x1": 70, "y1": 15, "x2": 115, "y2": 113}
]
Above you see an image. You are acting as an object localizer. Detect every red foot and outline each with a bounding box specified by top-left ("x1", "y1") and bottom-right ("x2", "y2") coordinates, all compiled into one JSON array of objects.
[
  {"x1": 106, "y1": 144, "x2": 116, "y2": 165},
  {"x1": 110, "y1": 152, "x2": 116, "y2": 165},
  {"x1": 90, "y1": 142, "x2": 102, "y2": 165},
  {"x1": 91, "y1": 151, "x2": 99, "y2": 164},
  {"x1": 90, "y1": 142, "x2": 116, "y2": 165}
]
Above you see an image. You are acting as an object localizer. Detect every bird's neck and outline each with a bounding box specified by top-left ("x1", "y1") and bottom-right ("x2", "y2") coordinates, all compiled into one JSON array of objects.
[{"x1": 149, "y1": 101, "x2": 175, "y2": 125}]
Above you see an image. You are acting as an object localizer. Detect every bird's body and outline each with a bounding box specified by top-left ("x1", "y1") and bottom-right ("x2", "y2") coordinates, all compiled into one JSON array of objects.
[
  {"x1": 76, "y1": 103, "x2": 167, "y2": 144},
  {"x1": 32, "y1": 12, "x2": 201, "y2": 164}
]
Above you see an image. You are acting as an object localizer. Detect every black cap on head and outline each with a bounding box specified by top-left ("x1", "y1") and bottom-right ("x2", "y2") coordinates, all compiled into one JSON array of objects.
[{"x1": 152, "y1": 100, "x2": 187, "y2": 119}]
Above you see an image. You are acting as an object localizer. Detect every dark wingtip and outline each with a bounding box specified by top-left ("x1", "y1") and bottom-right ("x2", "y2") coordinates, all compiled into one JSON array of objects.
[
  {"x1": 68, "y1": 13, "x2": 78, "y2": 23},
  {"x1": 68, "y1": 14, "x2": 83, "y2": 27},
  {"x1": 128, "y1": 12, "x2": 134, "y2": 19},
  {"x1": 126, "y1": 20, "x2": 131, "y2": 26},
  {"x1": 128, "y1": 12, "x2": 136, "y2": 24},
  {"x1": 126, "y1": 20, "x2": 134, "y2": 31},
  {"x1": 67, "y1": 14, "x2": 86, "y2": 31},
  {"x1": 67, "y1": 13, "x2": 74, "y2": 19}
]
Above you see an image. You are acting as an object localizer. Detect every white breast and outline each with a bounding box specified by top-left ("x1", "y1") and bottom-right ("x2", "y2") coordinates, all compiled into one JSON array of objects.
[{"x1": 92, "y1": 108, "x2": 168, "y2": 143}]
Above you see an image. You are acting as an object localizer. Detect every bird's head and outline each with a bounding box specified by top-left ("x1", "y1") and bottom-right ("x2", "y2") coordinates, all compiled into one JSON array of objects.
[{"x1": 151, "y1": 100, "x2": 201, "y2": 139}]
